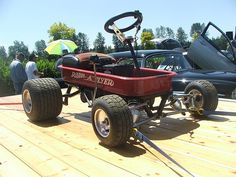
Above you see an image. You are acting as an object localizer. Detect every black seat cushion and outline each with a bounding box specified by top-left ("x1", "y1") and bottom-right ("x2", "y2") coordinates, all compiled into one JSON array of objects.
[
  {"x1": 103, "y1": 64, "x2": 134, "y2": 76},
  {"x1": 62, "y1": 54, "x2": 80, "y2": 68}
]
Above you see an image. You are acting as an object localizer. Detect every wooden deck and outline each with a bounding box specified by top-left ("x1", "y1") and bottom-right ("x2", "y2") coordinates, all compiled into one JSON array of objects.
[{"x1": 0, "y1": 94, "x2": 236, "y2": 177}]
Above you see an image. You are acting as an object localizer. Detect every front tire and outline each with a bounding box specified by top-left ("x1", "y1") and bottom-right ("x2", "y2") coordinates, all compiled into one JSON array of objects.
[
  {"x1": 22, "y1": 78, "x2": 63, "y2": 122},
  {"x1": 184, "y1": 80, "x2": 218, "y2": 116},
  {"x1": 91, "y1": 95, "x2": 133, "y2": 147}
]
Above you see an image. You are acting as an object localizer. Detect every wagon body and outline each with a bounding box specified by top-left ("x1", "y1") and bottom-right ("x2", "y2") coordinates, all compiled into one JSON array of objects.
[{"x1": 61, "y1": 52, "x2": 176, "y2": 97}]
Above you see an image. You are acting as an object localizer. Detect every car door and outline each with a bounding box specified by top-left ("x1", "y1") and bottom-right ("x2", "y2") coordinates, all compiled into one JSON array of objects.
[{"x1": 187, "y1": 22, "x2": 236, "y2": 70}]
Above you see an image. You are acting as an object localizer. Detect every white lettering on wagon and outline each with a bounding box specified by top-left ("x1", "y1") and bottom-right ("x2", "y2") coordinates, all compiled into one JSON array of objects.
[
  {"x1": 71, "y1": 72, "x2": 86, "y2": 79},
  {"x1": 70, "y1": 72, "x2": 114, "y2": 86},
  {"x1": 86, "y1": 75, "x2": 114, "y2": 86}
]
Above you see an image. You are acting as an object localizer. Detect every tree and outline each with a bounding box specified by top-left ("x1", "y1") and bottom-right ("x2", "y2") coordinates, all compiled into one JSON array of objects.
[
  {"x1": 141, "y1": 31, "x2": 156, "y2": 49},
  {"x1": 176, "y1": 27, "x2": 188, "y2": 46},
  {"x1": 93, "y1": 32, "x2": 105, "y2": 53},
  {"x1": 212, "y1": 35, "x2": 228, "y2": 50},
  {"x1": 75, "y1": 32, "x2": 89, "y2": 52},
  {"x1": 105, "y1": 45, "x2": 113, "y2": 53},
  {"x1": 0, "y1": 46, "x2": 7, "y2": 60},
  {"x1": 192, "y1": 32, "x2": 201, "y2": 41},
  {"x1": 156, "y1": 26, "x2": 175, "y2": 39},
  {"x1": 166, "y1": 27, "x2": 175, "y2": 39},
  {"x1": 156, "y1": 26, "x2": 166, "y2": 38},
  {"x1": 8, "y1": 41, "x2": 29, "y2": 59},
  {"x1": 48, "y1": 22, "x2": 76, "y2": 41},
  {"x1": 190, "y1": 23, "x2": 205, "y2": 38},
  {"x1": 112, "y1": 34, "x2": 128, "y2": 52},
  {"x1": 35, "y1": 40, "x2": 47, "y2": 57},
  {"x1": 142, "y1": 28, "x2": 153, "y2": 33}
]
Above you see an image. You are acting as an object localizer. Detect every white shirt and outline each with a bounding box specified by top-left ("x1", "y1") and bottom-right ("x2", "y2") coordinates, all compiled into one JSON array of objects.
[{"x1": 25, "y1": 61, "x2": 39, "y2": 80}]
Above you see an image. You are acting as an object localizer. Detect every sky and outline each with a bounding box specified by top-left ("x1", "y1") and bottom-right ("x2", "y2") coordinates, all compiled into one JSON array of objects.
[{"x1": 0, "y1": 0, "x2": 236, "y2": 53}]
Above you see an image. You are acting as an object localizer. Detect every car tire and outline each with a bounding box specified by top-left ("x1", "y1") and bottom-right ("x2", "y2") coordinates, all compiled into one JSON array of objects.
[
  {"x1": 184, "y1": 80, "x2": 218, "y2": 116},
  {"x1": 91, "y1": 94, "x2": 133, "y2": 147},
  {"x1": 22, "y1": 78, "x2": 63, "y2": 122}
]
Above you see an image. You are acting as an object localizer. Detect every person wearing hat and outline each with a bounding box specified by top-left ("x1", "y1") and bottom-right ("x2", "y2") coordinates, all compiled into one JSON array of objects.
[
  {"x1": 25, "y1": 53, "x2": 43, "y2": 80},
  {"x1": 9, "y1": 52, "x2": 28, "y2": 94}
]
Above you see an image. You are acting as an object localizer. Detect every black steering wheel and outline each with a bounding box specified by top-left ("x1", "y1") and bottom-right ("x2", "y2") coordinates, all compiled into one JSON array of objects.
[{"x1": 104, "y1": 10, "x2": 143, "y2": 34}]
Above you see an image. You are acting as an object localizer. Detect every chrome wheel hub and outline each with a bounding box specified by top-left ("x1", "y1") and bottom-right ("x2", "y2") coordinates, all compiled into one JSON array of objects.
[
  {"x1": 94, "y1": 109, "x2": 110, "y2": 138},
  {"x1": 22, "y1": 89, "x2": 32, "y2": 113},
  {"x1": 188, "y1": 89, "x2": 203, "y2": 109}
]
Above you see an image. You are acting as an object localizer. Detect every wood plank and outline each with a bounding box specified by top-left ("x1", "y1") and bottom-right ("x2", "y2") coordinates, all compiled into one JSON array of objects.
[
  {"x1": 0, "y1": 127, "x2": 87, "y2": 177},
  {"x1": 141, "y1": 117, "x2": 236, "y2": 153},
  {"x1": 60, "y1": 97, "x2": 236, "y2": 177},
  {"x1": 0, "y1": 94, "x2": 236, "y2": 177},
  {"x1": 0, "y1": 120, "x2": 137, "y2": 177},
  {"x1": 0, "y1": 144, "x2": 40, "y2": 177},
  {"x1": 47, "y1": 119, "x2": 236, "y2": 177},
  {"x1": 0, "y1": 107, "x2": 183, "y2": 177}
]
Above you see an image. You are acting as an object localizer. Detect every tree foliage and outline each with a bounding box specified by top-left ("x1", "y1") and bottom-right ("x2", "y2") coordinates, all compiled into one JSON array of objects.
[
  {"x1": 211, "y1": 35, "x2": 228, "y2": 50},
  {"x1": 192, "y1": 32, "x2": 201, "y2": 41},
  {"x1": 112, "y1": 35, "x2": 128, "y2": 52},
  {"x1": 190, "y1": 23, "x2": 205, "y2": 38},
  {"x1": 36, "y1": 58, "x2": 60, "y2": 78},
  {"x1": 176, "y1": 27, "x2": 188, "y2": 45},
  {"x1": 156, "y1": 26, "x2": 166, "y2": 38},
  {"x1": 93, "y1": 32, "x2": 105, "y2": 53},
  {"x1": 142, "y1": 28, "x2": 154, "y2": 33},
  {"x1": 155, "y1": 26, "x2": 175, "y2": 39},
  {"x1": 0, "y1": 58, "x2": 14, "y2": 96},
  {"x1": 75, "y1": 32, "x2": 89, "y2": 52},
  {"x1": 166, "y1": 27, "x2": 175, "y2": 39},
  {"x1": 48, "y1": 22, "x2": 76, "y2": 41},
  {"x1": 141, "y1": 31, "x2": 156, "y2": 49},
  {"x1": 35, "y1": 40, "x2": 47, "y2": 57},
  {"x1": 8, "y1": 41, "x2": 29, "y2": 59},
  {"x1": 0, "y1": 46, "x2": 7, "y2": 60},
  {"x1": 105, "y1": 45, "x2": 113, "y2": 53}
]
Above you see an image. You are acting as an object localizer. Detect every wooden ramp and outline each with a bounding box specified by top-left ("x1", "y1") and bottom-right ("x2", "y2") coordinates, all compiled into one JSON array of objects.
[{"x1": 0, "y1": 94, "x2": 236, "y2": 177}]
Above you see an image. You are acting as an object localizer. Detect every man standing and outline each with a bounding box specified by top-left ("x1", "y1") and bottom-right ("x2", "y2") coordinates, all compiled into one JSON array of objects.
[
  {"x1": 25, "y1": 53, "x2": 43, "y2": 80},
  {"x1": 9, "y1": 52, "x2": 28, "y2": 94}
]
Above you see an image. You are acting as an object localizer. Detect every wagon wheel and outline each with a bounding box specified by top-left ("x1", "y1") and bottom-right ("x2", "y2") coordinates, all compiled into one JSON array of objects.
[
  {"x1": 184, "y1": 80, "x2": 218, "y2": 117},
  {"x1": 91, "y1": 95, "x2": 133, "y2": 147},
  {"x1": 22, "y1": 78, "x2": 63, "y2": 122}
]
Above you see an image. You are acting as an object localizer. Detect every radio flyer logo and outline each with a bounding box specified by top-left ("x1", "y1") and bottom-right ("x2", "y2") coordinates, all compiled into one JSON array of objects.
[{"x1": 71, "y1": 71, "x2": 114, "y2": 86}]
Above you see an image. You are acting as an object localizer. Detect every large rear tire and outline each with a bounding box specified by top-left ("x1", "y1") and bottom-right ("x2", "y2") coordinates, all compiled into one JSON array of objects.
[
  {"x1": 184, "y1": 80, "x2": 218, "y2": 116},
  {"x1": 91, "y1": 95, "x2": 133, "y2": 147},
  {"x1": 22, "y1": 78, "x2": 63, "y2": 122}
]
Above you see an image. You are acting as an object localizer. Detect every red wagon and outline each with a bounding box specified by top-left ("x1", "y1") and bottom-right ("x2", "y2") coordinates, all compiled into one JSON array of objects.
[
  {"x1": 22, "y1": 11, "x2": 218, "y2": 147},
  {"x1": 62, "y1": 53, "x2": 176, "y2": 97}
]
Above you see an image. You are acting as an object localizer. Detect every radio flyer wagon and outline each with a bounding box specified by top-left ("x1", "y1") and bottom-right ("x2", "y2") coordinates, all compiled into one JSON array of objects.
[{"x1": 22, "y1": 11, "x2": 218, "y2": 148}]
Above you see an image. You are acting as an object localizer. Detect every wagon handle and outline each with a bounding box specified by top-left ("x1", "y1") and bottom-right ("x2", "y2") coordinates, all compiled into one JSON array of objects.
[
  {"x1": 104, "y1": 11, "x2": 143, "y2": 70},
  {"x1": 89, "y1": 55, "x2": 99, "y2": 105},
  {"x1": 104, "y1": 10, "x2": 142, "y2": 34}
]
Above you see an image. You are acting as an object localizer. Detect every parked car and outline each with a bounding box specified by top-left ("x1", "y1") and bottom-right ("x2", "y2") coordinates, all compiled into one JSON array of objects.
[
  {"x1": 110, "y1": 50, "x2": 236, "y2": 99},
  {"x1": 151, "y1": 38, "x2": 183, "y2": 50},
  {"x1": 187, "y1": 22, "x2": 236, "y2": 70}
]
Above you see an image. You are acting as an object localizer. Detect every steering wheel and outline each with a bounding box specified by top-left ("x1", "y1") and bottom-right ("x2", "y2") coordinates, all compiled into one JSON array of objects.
[{"x1": 104, "y1": 10, "x2": 143, "y2": 34}]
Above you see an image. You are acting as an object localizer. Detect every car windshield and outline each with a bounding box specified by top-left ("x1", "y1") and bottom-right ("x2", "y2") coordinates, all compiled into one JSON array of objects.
[
  {"x1": 117, "y1": 53, "x2": 192, "y2": 72},
  {"x1": 146, "y1": 53, "x2": 192, "y2": 71}
]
